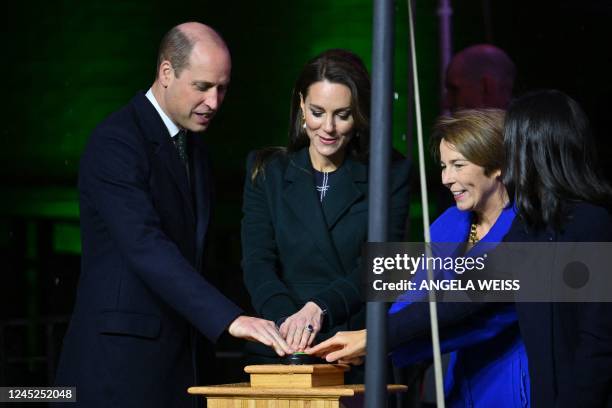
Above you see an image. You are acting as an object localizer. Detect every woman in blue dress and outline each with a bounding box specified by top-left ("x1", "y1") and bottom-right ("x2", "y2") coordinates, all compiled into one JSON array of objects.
[{"x1": 308, "y1": 109, "x2": 530, "y2": 407}]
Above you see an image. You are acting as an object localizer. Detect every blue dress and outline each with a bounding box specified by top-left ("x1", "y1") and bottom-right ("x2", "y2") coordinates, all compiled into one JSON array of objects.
[{"x1": 389, "y1": 206, "x2": 530, "y2": 408}]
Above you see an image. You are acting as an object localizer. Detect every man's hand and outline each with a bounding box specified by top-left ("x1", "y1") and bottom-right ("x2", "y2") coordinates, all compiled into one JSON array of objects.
[
  {"x1": 279, "y1": 302, "x2": 323, "y2": 351},
  {"x1": 228, "y1": 316, "x2": 294, "y2": 356},
  {"x1": 305, "y1": 329, "x2": 366, "y2": 364}
]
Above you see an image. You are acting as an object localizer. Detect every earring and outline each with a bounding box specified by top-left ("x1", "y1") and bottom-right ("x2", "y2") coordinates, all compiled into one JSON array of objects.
[{"x1": 301, "y1": 112, "x2": 307, "y2": 129}]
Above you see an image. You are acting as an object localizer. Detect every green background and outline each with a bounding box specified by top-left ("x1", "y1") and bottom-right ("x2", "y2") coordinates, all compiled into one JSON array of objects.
[
  {"x1": 2, "y1": 0, "x2": 441, "y2": 253},
  {"x1": 2, "y1": 0, "x2": 611, "y2": 386}
]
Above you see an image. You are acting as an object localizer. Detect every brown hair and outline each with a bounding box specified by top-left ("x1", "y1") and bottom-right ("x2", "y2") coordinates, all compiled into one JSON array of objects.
[
  {"x1": 431, "y1": 109, "x2": 505, "y2": 176},
  {"x1": 251, "y1": 49, "x2": 371, "y2": 182}
]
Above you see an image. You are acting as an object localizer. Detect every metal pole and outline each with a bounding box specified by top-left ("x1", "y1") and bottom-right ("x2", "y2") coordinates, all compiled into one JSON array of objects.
[
  {"x1": 367, "y1": 0, "x2": 394, "y2": 407},
  {"x1": 438, "y1": 0, "x2": 453, "y2": 112},
  {"x1": 405, "y1": 0, "x2": 415, "y2": 161},
  {"x1": 408, "y1": 0, "x2": 446, "y2": 405}
]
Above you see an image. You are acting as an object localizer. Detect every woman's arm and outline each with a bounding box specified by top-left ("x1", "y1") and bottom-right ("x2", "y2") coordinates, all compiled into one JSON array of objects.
[{"x1": 241, "y1": 152, "x2": 299, "y2": 325}]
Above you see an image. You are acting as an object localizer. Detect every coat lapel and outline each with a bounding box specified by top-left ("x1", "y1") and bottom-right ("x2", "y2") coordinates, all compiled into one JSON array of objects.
[
  {"x1": 133, "y1": 92, "x2": 194, "y2": 220},
  {"x1": 321, "y1": 159, "x2": 366, "y2": 229},
  {"x1": 282, "y1": 149, "x2": 349, "y2": 274}
]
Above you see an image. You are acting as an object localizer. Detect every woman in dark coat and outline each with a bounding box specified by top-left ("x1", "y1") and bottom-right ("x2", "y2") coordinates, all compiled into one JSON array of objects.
[
  {"x1": 240, "y1": 49, "x2": 410, "y2": 375},
  {"x1": 502, "y1": 89, "x2": 612, "y2": 408}
]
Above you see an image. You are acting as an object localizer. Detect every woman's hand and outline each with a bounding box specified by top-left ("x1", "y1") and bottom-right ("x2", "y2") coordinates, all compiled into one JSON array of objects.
[
  {"x1": 279, "y1": 302, "x2": 323, "y2": 351},
  {"x1": 305, "y1": 329, "x2": 367, "y2": 364}
]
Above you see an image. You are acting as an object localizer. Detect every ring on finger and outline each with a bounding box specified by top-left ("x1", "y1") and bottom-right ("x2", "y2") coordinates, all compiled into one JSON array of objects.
[{"x1": 306, "y1": 324, "x2": 314, "y2": 333}]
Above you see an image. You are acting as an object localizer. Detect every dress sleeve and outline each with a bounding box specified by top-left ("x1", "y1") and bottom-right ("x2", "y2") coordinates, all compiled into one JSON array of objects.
[{"x1": 389, "y1": 303, "x2": 517, "y2": 366}]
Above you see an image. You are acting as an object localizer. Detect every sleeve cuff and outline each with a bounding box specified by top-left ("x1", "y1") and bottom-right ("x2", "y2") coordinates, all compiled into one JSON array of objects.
[
  {"x1": 308, "y1": 298, "x2": 330, "y2": 331},
  {"x1": 203, "y1": 304, "x2": 245, "y2": 344},
  {"x1": 311, "y1": 290, "x2": 343, "y2": 328},
  {"x1": 259, "y1": 293, "x2": 299, "y2": 324}
]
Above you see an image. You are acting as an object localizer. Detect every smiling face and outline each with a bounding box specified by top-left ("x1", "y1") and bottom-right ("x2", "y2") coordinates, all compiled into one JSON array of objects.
[
  {"x1": 158, "y1": 41, "x2": 231, "y2": 133},
  {"x1": 300, "y1": 80, "x2": 354, "y2": 171},
  {"x1": 439, "y1": 139, "x2": 503, "y2": 215}
]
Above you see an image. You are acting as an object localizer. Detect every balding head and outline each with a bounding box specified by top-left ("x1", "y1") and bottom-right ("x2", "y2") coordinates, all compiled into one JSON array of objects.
[
  {"x1": 156, "y1": 22, "x2": 229, "y2": 78},
  {"x1": 445, "y1": 44, "x2": 516, "y2": 110},
  {"x1": 152, "y1": 22, "x2": 231, "y2": 133}
]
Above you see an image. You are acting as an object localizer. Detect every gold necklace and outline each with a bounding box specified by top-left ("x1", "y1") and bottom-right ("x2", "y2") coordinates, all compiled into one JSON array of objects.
[{"x1": 468, "y1": 222, "x2": 480, "y2": 245}]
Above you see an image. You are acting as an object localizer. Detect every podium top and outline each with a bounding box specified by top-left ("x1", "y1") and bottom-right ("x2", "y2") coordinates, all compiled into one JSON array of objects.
[{"x1": 244, "y1": 364, "x2": 349, "y2": 374}]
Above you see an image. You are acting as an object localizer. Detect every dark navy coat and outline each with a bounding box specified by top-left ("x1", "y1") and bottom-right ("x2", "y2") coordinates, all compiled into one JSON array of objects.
[
  {"x1": 54, "y1": 92, "x2": 242, "y2": 407},
  {"x1": 506, "y1": 203, "x2": 612, "y2": 408}
]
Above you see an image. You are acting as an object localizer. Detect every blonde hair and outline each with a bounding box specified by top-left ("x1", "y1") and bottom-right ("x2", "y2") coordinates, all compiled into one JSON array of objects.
[{"x1": 431, "y1": 109, "x2": 505, "y2": 176}]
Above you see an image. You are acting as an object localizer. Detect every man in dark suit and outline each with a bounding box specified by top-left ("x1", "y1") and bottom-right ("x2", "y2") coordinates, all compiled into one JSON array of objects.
[{"x1": 54, "y1": 22, "x2": 291, "y2": 407}]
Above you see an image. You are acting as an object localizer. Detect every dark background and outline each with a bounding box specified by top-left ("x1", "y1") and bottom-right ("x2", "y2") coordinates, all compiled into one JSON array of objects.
[{"x1": 1, "y1": 0, "x2": 610, "y2": 390}]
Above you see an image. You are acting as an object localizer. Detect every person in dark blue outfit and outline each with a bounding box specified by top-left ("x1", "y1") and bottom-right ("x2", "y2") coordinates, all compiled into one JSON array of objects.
[
  {"x1": 309, "y1": 109, "x2": 530, "y2": 407},
  {"x1": 241, "y1": 49, "x2": 410, "y2": 375},
  {"x1": 54, "y1": 22, "x2": 291, "y2": 408},
  {"x1": 502, "y1": 90, "x2": 612, "y2": 408}
]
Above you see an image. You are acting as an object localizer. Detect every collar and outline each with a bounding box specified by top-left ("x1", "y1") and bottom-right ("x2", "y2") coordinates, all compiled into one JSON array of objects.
[
  {"x1": 145, "y1": 88, "x2": 181, "y2": 138},
  {"x1": 430, "y1": 204, "x2": 516, "y2": 245},
  {"x1": 285, "y1": 147, "x2": 367, "y2": 183}
]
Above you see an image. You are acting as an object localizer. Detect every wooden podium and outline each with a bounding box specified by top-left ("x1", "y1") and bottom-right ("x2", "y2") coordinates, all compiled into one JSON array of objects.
[{"x1": 188, "y1": 364, "x2": 407, "y2": 408}]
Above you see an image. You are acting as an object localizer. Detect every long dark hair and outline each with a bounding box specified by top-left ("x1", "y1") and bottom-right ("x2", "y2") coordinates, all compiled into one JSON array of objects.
[
  {"x1": 503, "y1": 89, "x2": 612, "y2": 230},
  {"x1": 251, "y1": 49, "x2": 371, "y2": 180}
]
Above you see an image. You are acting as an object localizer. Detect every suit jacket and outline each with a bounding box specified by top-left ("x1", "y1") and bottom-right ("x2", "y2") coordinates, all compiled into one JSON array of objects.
[
  {"x1": 390, "y1": 205, "x2": 530, "y2": 408},
  {"x1": 505, "y1": 202, "x2": 612, "y2": 408},
  {"x1": 241, "y1": 147, "x2": 410, "y2": 356},
  {"x1": 54, "y1": 92, "x2": 243, "y2": 407}
]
